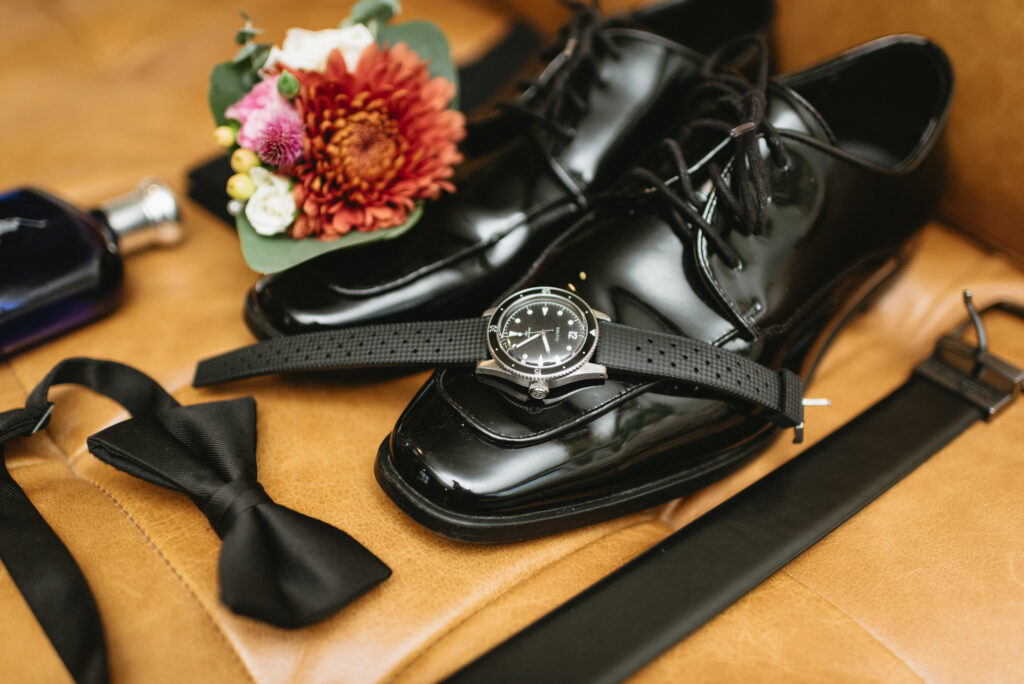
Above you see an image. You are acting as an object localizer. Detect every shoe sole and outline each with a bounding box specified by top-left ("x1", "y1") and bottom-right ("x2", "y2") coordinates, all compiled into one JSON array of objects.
[
  {"x1": 375, "y1": 253, "x2": 907, "y2": 543},
  {"x1": 243, "y1": 289, "x2": 285, "y2": 340}
]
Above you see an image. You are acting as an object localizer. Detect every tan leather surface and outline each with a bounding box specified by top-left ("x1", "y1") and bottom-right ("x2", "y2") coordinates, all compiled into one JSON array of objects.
[
  {"x1": 631, "y1": 573, "x2": 924, "y2": 683},
  {"x1": 2, "y1": 0, "x2": 1024, "y2": 682}
]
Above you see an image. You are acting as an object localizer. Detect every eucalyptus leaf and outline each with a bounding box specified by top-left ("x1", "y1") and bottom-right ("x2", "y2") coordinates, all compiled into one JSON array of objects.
[
  {"x1": 237, "y1": 201, "x2": 424, "y2": 273},
  {"x1": 235, "y1": 27, "x2": 263, "y2": 45},
  {"x1": 232, "y1": 41, "x2": 271, "y2": 67},
  {"x1": 345, "y1": 0, "x2": 401, "y2": 29},
  {"x1": 209, "y1": 61, "x2": 251, "y2": 125},
  {"x1": 378, "y1": 21, "x2": 459, "y2": 109}
]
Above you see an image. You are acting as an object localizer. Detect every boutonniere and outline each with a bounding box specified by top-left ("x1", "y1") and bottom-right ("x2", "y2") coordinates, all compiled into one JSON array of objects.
[{"x1": 209, "y1": 0, "x2": 465, "y2": 273}]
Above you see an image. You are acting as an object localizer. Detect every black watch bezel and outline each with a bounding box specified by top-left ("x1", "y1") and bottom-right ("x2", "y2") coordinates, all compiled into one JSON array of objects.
[{"x1": 485, "y1": 286, "x2": 601, "y2": 382}]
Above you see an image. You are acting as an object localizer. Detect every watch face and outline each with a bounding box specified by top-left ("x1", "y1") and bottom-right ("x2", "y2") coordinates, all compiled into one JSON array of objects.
[
  {"x1": 500, "y1": 298, "x2": 586, "y2": 368},
  {"x1": 486, "y1": 287, "x2": 600, "y2": 380}
]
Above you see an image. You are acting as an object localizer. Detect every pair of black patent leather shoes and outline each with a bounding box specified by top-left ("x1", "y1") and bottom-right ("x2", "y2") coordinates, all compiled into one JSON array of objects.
[
  {"x1": 374, "y1": 34, "x2": 954, "y2": 541},
  {"x1": 205, "y1": 2, "x2": 955, "y2": 542}
]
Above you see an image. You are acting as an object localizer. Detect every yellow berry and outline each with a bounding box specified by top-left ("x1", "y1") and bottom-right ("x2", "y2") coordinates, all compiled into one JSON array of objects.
[
  {"x1": 226, "y1": 173, "x2": 256, "y2": 200},
  {"x1": 213, "y1": 125, "x2": 236, "y2": 148},
  {"x1": 231, "y1": 148, "x2": 260, "y2": 173}
]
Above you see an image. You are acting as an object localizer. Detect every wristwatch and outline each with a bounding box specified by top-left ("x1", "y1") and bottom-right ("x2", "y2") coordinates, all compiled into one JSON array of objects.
[
  {"x1": 193, "y1": 286, "x2": 806, "y2": 438},
  {"x1": 478, "y1": 286, "x2": 609, "y2": 400}
]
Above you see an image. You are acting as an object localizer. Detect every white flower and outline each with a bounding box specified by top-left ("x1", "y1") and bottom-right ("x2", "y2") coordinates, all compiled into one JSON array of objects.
[
  {"x1": 265, "y1": 24, "x2": 375, "y2": 74},
  {"x1": 245, "y1": 167, "x2": 297, "y2": 236}
]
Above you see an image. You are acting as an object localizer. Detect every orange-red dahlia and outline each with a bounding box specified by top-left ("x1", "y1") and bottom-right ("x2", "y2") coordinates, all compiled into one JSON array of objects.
[{"x1": 289, "y1": 43, "x2": 465, "y2": 239}]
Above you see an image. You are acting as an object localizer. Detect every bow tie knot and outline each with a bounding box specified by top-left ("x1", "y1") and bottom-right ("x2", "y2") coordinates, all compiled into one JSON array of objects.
[{"x1": 203, "y1": 480, "x2": 272, "y2": 537}]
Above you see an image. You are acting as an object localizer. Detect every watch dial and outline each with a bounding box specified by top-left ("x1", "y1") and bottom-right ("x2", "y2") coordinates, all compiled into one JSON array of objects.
[{"x1": 498, "y1": 297, "x2": 588, "y2": 369}]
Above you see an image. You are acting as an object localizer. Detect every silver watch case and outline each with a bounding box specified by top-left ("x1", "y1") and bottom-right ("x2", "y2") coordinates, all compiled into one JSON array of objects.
[{"x1": 476, "y1": 286, "x2": 610, "y2": 399}]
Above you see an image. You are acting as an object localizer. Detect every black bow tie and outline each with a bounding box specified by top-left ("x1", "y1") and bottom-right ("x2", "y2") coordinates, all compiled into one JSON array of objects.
[
  {"x1": 16, "y1": 358, "x2": 390, "y2": 633},
  {"x1": 87, "y1": 393, "x2": 391, "y2": 627}
]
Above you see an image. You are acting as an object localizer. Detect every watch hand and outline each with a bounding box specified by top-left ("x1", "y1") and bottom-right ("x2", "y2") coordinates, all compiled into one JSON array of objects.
[
  {"x1": 541, "y1": 330, "x2": 550, "y2": 353},
  {"x1": 512, "y1": 333, "x2": 542, "y2": 350}
]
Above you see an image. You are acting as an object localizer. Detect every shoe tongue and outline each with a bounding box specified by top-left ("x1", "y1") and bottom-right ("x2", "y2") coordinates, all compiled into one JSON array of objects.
[{"x1": 765, "y1": 81, "x2": 837, "y2": 145}]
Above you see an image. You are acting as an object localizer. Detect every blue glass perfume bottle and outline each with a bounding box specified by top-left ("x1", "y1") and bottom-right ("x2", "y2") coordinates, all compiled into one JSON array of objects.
[{"x1": 0, "y1": 179, "x2": 181, "y2": 357}]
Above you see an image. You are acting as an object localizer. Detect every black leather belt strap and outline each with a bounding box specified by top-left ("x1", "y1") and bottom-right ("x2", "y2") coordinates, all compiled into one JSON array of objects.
[
  {"x1": 0, "y1": 406, "x2": 109, "y2": 684},
  {"x1": 445, "y1": 293, "x2": 1024, "y2": 684}
]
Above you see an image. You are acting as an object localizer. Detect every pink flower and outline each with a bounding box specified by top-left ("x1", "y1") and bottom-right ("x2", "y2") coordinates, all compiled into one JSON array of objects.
[
  {"x1": 225, "y1": 76, "x2": 298, "y2": 150},
  {"x1": 255, "y1": 111, "x2": 303, "y2": 168}
]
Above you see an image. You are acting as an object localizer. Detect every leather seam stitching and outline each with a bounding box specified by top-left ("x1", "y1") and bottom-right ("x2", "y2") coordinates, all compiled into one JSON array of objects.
[
  {"x1": 779, "y1": 569, "x2": 926, "y2": 682},
  {"x1": 380, "y1": 516, "x2": 672, "y2": 683},
  {"x1": 1, "y1": 363, "x2": 258, "y2": 684},
  {"x1": 56, "y1": 469, "x2": 260, "y2": 684}
]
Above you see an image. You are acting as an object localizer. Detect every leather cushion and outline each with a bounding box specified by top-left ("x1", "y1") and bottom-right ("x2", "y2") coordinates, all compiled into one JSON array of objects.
[{"x1": 3, "y1": 0, "x2": 1024, "y2": 681}]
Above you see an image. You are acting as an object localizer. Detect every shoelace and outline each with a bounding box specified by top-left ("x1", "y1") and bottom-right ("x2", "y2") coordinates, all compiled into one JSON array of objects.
[
  {"x1": 497, "y1": 0, "x2": 622, "y2": 141},
  {"x1": 628, "y1": 35, "x2": 791, "y2": 269}
]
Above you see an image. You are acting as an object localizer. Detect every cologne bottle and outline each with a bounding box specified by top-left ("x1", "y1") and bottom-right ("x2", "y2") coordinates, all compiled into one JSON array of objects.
[{"x1": 0, "y1": 179, "x2": 182, "y2": 357}]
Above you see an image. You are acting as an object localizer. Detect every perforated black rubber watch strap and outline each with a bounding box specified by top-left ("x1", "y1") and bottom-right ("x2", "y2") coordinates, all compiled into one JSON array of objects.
[
  {"x1": 595, "y1": 322, "x2": 804, "y2": 429},
  {"x1": 193, "y1": 318, "x2": 490, "y2": 387},
  {"x1": 192, "y1": 320, "x2": 803, "y2": 429}
]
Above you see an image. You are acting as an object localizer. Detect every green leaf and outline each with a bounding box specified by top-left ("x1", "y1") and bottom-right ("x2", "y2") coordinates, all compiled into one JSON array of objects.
[
  {"x1": 345, "y1": 0, "x2": 401, "y2": 29},
  {"x1": 377, "y1": 20, "x2": 459, "y2": 109},
  {"x1": 232, "y1": 41, "x2": 271, "y2": 67},
  {"x1": 235, "y1": 27, "x2": 263, "y2": 45},
  {"x1": 236, "y1": 201, "x2": 424, "y2": 273},
  {"x1": 209, "y1": 61, "x2": 251, "y2": 126}
]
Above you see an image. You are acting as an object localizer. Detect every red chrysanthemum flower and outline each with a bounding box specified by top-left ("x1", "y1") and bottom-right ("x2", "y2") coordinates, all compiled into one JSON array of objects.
[{"x1": 289, "y1": 43, "x2": 466, "y2": 239}]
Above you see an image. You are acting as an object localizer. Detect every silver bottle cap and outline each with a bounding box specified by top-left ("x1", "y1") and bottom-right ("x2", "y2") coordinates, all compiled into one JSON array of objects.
[{"x1": 97, "y1": 178, "x2": 183, "y2": 255}]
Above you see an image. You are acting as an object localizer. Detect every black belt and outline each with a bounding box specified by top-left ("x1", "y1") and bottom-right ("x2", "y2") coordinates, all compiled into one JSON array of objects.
[{"x1": 445, "y1": 292, "x2": 1024, "y2": 684}]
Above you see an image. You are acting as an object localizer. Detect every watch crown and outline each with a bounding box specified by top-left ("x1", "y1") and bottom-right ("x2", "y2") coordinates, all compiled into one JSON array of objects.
[{"x1": 528, "y1": 381, "x2": 550, "y2": 400}]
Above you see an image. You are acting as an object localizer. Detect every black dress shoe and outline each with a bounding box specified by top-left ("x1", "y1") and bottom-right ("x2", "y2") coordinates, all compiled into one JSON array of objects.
[
  {"x1": 244, "y1": 0, "x2": 774, "y2": 338},
  {"x1": 375, "y1": 35, "x2": 955, "y2": 542}
]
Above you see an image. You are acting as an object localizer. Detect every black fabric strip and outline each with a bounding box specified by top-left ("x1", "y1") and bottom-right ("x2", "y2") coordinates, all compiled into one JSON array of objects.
[
  {"x1": 0, "y1": 404, "x2": 109, "y2": 684},
  {"x1": 26, "y1": 358, "x2": 178, "y2": 416},
  {"x1": 193, "y1": 318, "x2": 490, "y2": 387},
  {"x1": 446, "y1": 377, "x2": 985, "y2": 684},
  {"x1": 596, "y1": 322, "x2": 804, "y2": 427},
  {"x1": 0, "y1": 406, "x2": 49, "y2": 439}
]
